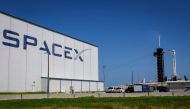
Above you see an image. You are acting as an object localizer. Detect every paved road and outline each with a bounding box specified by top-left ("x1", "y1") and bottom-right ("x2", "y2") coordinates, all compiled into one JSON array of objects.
[{"x1": 0, "y1": 91, "x2": 190, "y2": 100}]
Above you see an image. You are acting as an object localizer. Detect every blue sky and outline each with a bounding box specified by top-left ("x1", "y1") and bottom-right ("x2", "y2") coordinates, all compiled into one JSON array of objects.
[{"x1": 1, "y1": 0, "x2": 190, "y2": 86}]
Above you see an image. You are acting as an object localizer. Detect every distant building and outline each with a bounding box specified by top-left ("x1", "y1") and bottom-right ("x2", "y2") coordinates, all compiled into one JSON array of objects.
[{"x1": 167, "y1": 80, "x2": 190, "y2": 91}]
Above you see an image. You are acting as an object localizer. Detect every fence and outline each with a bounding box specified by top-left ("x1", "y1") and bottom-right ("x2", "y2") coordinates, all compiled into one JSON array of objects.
[{"x1": 0, "y1": 91, "x2": 190, "y2": 100}]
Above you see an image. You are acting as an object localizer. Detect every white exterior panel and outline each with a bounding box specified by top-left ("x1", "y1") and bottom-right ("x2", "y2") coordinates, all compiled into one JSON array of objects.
[
  {"x1": 83, "y1": 44, "x2": 91, "y2": 80},
  {"x1": 9, "y1": 18, "x2": 27, "y2": 92},
  {"x1": 41, "y1": 29, "x2": 54, "y2": 78},
  {"x1": 41, "y1": 78, "x2": 47, "y2": 92},
  {"x1": 61, "y1": 80, "x2": 71, "y2": 93},
  {"x1": 82, "y1": 81, "x2": 90, "y2": 92},
  {"x1": 64, "y1": 37, "x2": 74, "y2": 79},
  {"x1": 90, "y1": 82, "x2": 97, "y2": 91},
  {"x1": 50, "y1": 80, "x2": 60, "y2": 92},
  {"x1": 0, "y1": 13, "x2": 10, "y2": 92},
  {"x1": 53, "y1": 33, "x2": 65, "y2": 78},
  {"x1": 72, "y1": 81, "x2": 81, "y2": 92},
  {"x1": 91, "y1": 47, "x2": 98, "y2": 80},
  {"x1": 74, "y1": 40, "x2": 84, "y2": 80},
  {"x1": 26, "y1": 24, "x2": 42, "y2": 91},
  {"x1": 97, "y1": 82, "x2": 104, "y2": 91}
]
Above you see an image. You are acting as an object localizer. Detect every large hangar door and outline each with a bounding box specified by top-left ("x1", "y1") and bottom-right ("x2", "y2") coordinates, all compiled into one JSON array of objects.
[
  {"x1": 72, "y1": 81, "x2": 81, "y2": 92},
  {"x1": 61, "y1": 80, "x2": 71, "y2": 93},
  {"x1": 90, "y1": 82, "x2": 97, "y2": 91},
  {"x1": 97, "y1": 82, "x2": 104, "y2": 91},
  {"x1": 82, "y1": 81, "x2": 90, "y2": 92},
  {"x1": 50, "y1": 80, "x2": 60, "y2": 92}
]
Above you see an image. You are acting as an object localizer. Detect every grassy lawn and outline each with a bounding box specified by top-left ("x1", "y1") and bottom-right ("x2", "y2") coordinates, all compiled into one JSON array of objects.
[{"x1": 0, "y1": 96, "x2": 190, "y2": 109}]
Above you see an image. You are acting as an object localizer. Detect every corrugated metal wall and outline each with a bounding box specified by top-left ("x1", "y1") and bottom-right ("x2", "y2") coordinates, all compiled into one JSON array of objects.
[
  {"x1": 0, "y1": 13, "x2": 100, "y2": 92},
  {"x1": 41, "y1": 78, "x2": 104, "y2": 93}
]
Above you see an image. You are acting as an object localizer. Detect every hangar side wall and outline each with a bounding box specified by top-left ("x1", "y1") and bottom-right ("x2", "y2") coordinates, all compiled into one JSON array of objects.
[
  {"x1": 0, "y1": 12, "x2": 99, "y2": 92},
  {"x1": 42, "y1": 78, "x2": 104, "y2": 93}
]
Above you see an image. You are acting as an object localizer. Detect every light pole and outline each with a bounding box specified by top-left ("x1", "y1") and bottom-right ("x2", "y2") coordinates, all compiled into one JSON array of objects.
[
  {"x1": 131, "y1": 71, "x2": 134, "y2": 85},
  {"x1": 46, "y1": 53, "x2": 50, "y2": 98},
  {"x1": 103, "y1": 65, "x2": 106, "y2": 91}
]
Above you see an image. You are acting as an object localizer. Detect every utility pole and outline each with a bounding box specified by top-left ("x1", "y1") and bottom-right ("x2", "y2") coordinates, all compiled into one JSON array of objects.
[
  {"x1": 131, "y1": 71, "x2": 134, "y2": 85},
  {"x1": 47, "y1": 54, "x2": 50, "y2": 98},
  {"x1": 103, "y1": 65, "x2": 106, "y2": 90}
]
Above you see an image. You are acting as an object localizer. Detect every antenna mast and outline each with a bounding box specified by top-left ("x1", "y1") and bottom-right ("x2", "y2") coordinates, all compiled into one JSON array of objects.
[{"x1": 158, "y1": 33, "x2": 161, "y2": 48}]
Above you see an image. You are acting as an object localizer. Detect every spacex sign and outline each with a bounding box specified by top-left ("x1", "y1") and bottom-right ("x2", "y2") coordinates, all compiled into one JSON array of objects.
[
  {"x1": 2, "y1": 29, "x2": 88, "y2": 62},
  {"x1": 0, "y1": 12, "x2": 100, "y2": 93}
]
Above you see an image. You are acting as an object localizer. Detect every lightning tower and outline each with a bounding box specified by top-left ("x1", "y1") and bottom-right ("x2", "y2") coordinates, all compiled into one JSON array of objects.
[{"x1": 154, "y1": 34, "x2": 165, "y2": 82}]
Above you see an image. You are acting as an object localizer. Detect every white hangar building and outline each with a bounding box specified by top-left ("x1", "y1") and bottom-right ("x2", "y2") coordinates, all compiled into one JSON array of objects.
[{"x1": 0, "y1": 12, "x2": 104, "y2": 93}]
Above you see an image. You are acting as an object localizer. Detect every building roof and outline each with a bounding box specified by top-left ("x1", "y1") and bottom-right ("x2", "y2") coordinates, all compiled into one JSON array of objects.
[
  {"x1": 0, "y1": 11, "x2": 98, "y2": 47},
  {"x1": 167, "y1": 80, "x2": 190, "y2": 83}
]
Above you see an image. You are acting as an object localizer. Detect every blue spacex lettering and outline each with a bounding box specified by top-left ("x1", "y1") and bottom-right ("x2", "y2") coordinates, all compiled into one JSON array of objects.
[{"x1": 2, "y1": 29, "x2": 84, "y2": 62}]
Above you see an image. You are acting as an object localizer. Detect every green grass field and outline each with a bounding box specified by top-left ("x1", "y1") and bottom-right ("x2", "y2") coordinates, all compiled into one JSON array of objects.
[{"x1": 0, "y1": 96, "x2": 190, "y2": 109}]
